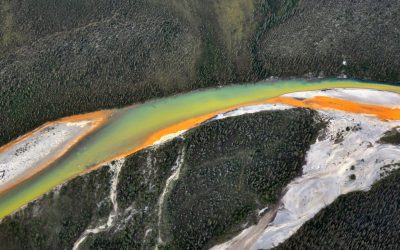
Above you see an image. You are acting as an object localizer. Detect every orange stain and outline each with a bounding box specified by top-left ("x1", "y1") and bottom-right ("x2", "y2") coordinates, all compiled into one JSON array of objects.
[
  {"x1": 264, "y1": 96, "x2": 400, "y2": 120},
  {"x1": 73, "y1": 96, "x2": 400, "y2": 176},
  {"x1": 0, "y1": 110, "x2": 112, "y2": 194},
  {"x1": 2, "y1": 95, "x2": 400, "y2": 195},
  {"x1": 0, "y1": 110, "x2": 111, "y2": 155},
  {"x1": 81, "y1": 111, "x2": 229, "y2": 174}
]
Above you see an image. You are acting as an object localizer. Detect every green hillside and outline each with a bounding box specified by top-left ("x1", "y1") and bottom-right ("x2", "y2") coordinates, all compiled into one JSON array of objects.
[{"x1": 1, "y1": 0, "x2": 399, "y2": 146}]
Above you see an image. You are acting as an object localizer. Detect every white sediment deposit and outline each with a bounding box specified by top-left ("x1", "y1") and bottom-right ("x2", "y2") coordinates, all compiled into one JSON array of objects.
[
  {"x1": 211, "y1": 89, "x2": 400, "y2": 250},
  {"x1": 251, "y1": 111, "x2": 400, "y2": 249},
  {"x1": 0, "y1": 120, "x2": 96, "y2": 191},
  {"x1": 214, "y1": 103, "x2": 292, "y2": 120},
  {"x1": 2, "y1": 88, "x2": 399, "y2": 249},
  {"x1": 72, "y1": 159, "x2": 125, "y2": 250},
  {"x1": 283, "y1": 88, "x2": 400, "y2": 107}
]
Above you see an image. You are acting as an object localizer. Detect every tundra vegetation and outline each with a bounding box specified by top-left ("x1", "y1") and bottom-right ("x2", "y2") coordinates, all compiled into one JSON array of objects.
[
  {"x1": 275, "y1": 168, "x2": 400, "y2": 250},
  {"x1": 0, "y1": 109, "x2": 323, "y2": 249},
  {"x1": 379, "y1": 127, "x2": 400, "y2": 145},
  {"x1": 1, "y1": 0, "x2": 400, "y2": 146},
  {"x1": 1, "y1": 0, "x2": 400, "y2": 249}
]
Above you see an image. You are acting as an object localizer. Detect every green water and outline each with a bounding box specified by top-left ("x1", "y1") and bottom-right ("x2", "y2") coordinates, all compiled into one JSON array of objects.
[{"x1": 1, "y1": 79, "x2": 400, "y2": 218}]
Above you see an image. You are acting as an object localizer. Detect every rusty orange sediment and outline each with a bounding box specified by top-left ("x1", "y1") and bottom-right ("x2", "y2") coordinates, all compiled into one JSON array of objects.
[
  {"x1": 81, "y1": 111, "x2": 229, "y2": 175},
  {"x1": 0, "y1": 110, "x2": 112, "y2": 195},
  {"x1": 2, "y1": 79, "x2": 400, "y2": 219},
  {"x1": 2, "y1": 95, "x2": 400, "y2": 195},
  {"x1": 79, "y1": 96, "x2": 400, "y2": 176},
  {"x1": 264, "y1": 96, "x2": 400, "y2": 120},
  {"x1": 80, "y1": 101, "x2": 292, "y2": 174},
  {"x1": 0, "y1": 110, "x2": 111, "y2": 154},
  {"x1": 80, "y1": 102, "x2": 282, "y2": 176}
]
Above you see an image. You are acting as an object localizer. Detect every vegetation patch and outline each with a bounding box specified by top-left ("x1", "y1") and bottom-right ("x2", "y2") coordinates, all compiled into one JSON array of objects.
[
  {"x1": 0, "y1": 166, "x2": 113, "y2": 249},
  {"x1": 276, "y1": 168, "x2": 400, "y2": 250},
  {"x1": 162, "y1": 108, "x2": 323, "y2": 249},
  {"x1": 0, "y1": 1, "x2": 26, "y2": 56},
  {"x1": 379, "y1": 127, "x2": 400, "y2": 145},
  {"x1": 0, "y1": 109, "x2": 324, "y2": 250},
  {"x1": 1, "y1": 0, "x2": 399, "y2": 148}
]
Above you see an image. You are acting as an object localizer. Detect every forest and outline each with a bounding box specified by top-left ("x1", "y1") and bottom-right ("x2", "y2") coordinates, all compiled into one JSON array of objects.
[
  {"x1": 1, "y1": 0, "x2": 399, "y2": 147},
  {"x1": 1, "y1": 1, "x2": 400, "y2": 249},
  {"x1": 0, "y1": 109, "x2": 323, "y2": 249},
  {"x1": 275, "y1": 167, "x2": 400, "y2": 250}
]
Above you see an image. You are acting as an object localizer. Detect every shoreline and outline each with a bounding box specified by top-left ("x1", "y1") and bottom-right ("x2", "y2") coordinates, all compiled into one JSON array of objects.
[
  {"x1": 1, "y1": 80, "x2": 400, "y2": 219},
  {"x1": 0, "y1": 110, "x2": 112, "y2": 196}
]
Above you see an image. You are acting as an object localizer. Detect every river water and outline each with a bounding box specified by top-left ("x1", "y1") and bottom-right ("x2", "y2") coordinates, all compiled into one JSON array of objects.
[{"x1": 1, "y1": 79, "x2": 399, "y2": 218}]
